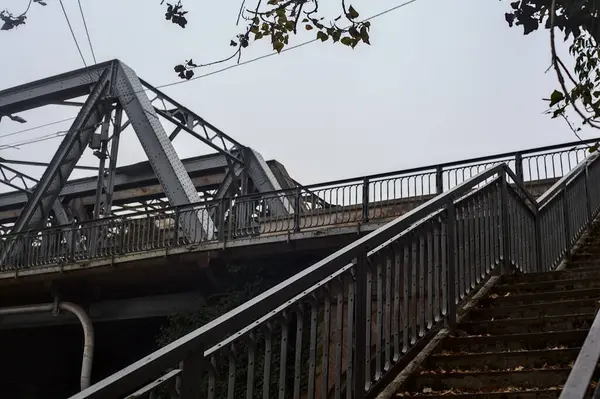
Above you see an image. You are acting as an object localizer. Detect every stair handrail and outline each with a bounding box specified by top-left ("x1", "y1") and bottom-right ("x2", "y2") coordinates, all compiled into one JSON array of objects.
[
  {"x1": 68, "y1": 164, "x2": 511, "y2": 399},
  {"x1": 68, "y1": 152, "x2": 600, "y2": 399},
  {"x1": 560, "y1": 312, "x2": 600, "y2": 399}
]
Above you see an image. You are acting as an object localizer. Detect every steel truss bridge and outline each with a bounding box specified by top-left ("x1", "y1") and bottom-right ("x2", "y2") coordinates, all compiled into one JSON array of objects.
[
  {"x1": 2, "y1": 60, "x2": 600, "y2": 399},
  {"x1": 0, "y1": 60, "x2": 597, "y2": 280}
]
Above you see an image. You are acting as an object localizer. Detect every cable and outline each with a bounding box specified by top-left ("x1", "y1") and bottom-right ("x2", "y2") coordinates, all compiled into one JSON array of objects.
[
  {"x1": 0, "y1": 0, "x2": 419, "y2": 138},
  {"x1": 77, "y1": 0, "x2": 97, "y2": 64},
  {"x1": 0, "y1": 117, "x2": 75, "y2": 140},
  {"x1": 58, "y1": 0, "x2": 88, "y2": 67},
  {"x1": 0, "y1": 131, "x2": 67, "y2": 151}
]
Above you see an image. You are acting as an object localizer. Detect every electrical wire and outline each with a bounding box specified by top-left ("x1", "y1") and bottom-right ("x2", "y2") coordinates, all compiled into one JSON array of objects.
[
  {"x1": 0, "y1": 0, "x2": 419, "y2": 141},
  {"x1": 0, "y1": 117, "x2": 75, "y2": 140},
  {"x1": 0, "y1": 131, "x2": 68, "y2": 151},
  {"x1": 58, "y1": 0, "x2": 88, "y2": 67},
  {"x1": 77, "y1": 0, "x2": 97, "y2": 64}
]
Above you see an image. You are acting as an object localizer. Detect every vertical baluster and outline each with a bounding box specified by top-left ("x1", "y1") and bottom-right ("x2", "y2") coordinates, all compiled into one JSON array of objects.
[
  {"x1": 392, "y1": 244, "x2": 401, "y2": 361},
  {"x1": 446, "y1": 199, "x2": 457, "y2": 331},
  {"x1": 263, "y1": 323, "x2": 273, "y2": 399},
  {"x1": 227, "y1": 347, "x2": 237, "y2": 399},
  {"x1": 418, "y1": 234, "x2": 425, "y2": 337},
  {"x1": 426, "y1": 227, "x2": 433, "y2": 329},
  {"x1": 375, "y1": 257, "x2": 383, "y2": 380},
  {"x1": 246, "y1": 333, "x2": 256, "y2": 399},
  {"x1": 207, "y1": 356, "x2": 217, "y2": 399},
  {"x1": 346, "y1": 278, "x2": 355, "y2": 399},
  {"x1": 457, "y1": 204, "x2": 465, "y2": 299},
  {"x1": 441, "y1": 220, "x2": 448, "y2": 317},
  {"x1": 402, "y1": 242, "x2": 409, "y2": 353},
  {"x1": 384, "y1": 253, "x2": 392, "y2": 371},
  {"x1": 410, "y1": 238, "x2": 418, "y2": 344},
  {"x1": 334, "y1": 281, "x2": 344, "y2": 399},
  {"x1": 307, "y1": 296, "x2": 318, "y2": 399},
  {"x1": 365, "y1": 258, "x2": 373, "y2": 390},
  {"x1": 320, "y1": 287, "x2": 332, "y2": 399},
  {"x1": 354, "y1": 253, "x2": 368, "y2": 399},
  {"x1": 433, "y1": 221, "x2": 441, "y2": 322},
  {"x1": 293, "y1": 306, "x2": 304, "y2": 399},
  {"x1": 279, "y1": 314, "x2": 290, "y2": 399}
]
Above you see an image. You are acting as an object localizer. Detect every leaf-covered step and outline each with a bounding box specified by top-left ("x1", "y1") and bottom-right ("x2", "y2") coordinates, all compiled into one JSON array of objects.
[
  {"x1": 494, "y1": 277, "x2": 600, "y2": 294},
  {"x1": 467, "y1": 299, "x2": 599, "y2": 320},
  {"x1": 479, "y1": 288, "x2": 600, "y2": 307},
  {"x1": 423, "y1": 348, "x2": 580, "y2": 371},
  {"x1": 440, "y1": 330, "x2": 589, "y2": 353},
  {"x1": 405, "y1": 368, "x2": 574, "y2": 391},
  {"x1": 459, "y1": 313, "x2": 595, "y2": 335},
  {"x1": 501, "y1": 268, "x2": 600, "y2": 284},
  {"x1": 395, "y1": 387, "x2": 564, "y2": 399}
]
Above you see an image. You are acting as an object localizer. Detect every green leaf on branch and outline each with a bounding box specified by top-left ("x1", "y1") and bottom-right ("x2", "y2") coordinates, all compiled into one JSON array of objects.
[
  {"x1": 549, "y1": 90, "x2": 565, "y2": 107},
  {"x1": 317, "y1": 31, "x2": 329, "y2": 42},
  {"x1": 348, "y1": 5, "x2": 359, "y2": 19}
]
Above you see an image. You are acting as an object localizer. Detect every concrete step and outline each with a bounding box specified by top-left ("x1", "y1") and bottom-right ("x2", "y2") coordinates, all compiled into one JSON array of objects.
[
  {"x1": 440, "y1": 330, "x2": 588, "y2": 354},
  {"x1": 467, "y1": 299, "x2": 599, "y2": 320},
  {"x1": 480, "y1": 288, "x2": 600, "y2": 307},
  {"x1": 494, "y1": 277, "x2": 600, "y2": 294},
  {"x1": 395, "y1": 387, "x2": 564, "y2": 399},
  {"x1": 423, "y1": 348, "x2": 579, "y2": 371},
  {"x1": 459, "y1": 313, "x2": 595, "y2": 335},
  {"x1": 405, "y1": 368, "x2": 574, "y2": 391},
  {"x1": 502, "y1": 268, "x2": 600, "y2": 284}
]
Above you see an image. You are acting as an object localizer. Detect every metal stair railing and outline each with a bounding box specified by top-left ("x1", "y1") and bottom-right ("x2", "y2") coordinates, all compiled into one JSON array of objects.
[
  {"x1": 0, "y1": 138, "x2": 597, "y2": 272},
  {"x1": 67, "y1": 151, "x2": 600, "y2": 399}
]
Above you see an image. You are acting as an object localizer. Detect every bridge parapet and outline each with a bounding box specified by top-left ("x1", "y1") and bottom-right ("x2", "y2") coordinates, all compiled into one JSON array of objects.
[{"x1": 0, "y1": 138, "x2": 592, "y2": 275}]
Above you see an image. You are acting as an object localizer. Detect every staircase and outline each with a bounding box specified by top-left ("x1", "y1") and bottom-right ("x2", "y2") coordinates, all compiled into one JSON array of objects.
[
  {"x1": 394, "y1": 222, "x2": 600, "y2": 399},
  {"x1": 69, "y1": 154, "x2": 600, "y2": 399}
]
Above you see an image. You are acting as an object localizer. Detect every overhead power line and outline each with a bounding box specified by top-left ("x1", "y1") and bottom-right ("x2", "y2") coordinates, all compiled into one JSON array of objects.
[
  {"x1": 58, "y1": 0, "x2": 88, "y2": 67},
  {"x1": 77, "y1": 0, "x2": 97, "y2": 64},
  {"x1": 0, "y1": 0, "x2": 419, "y2": 142}
]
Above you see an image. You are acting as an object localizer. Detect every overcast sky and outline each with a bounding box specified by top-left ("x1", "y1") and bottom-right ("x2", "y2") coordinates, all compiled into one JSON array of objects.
[{"x1": 0, "y1": 0, "x2": 593, "y2": 189}]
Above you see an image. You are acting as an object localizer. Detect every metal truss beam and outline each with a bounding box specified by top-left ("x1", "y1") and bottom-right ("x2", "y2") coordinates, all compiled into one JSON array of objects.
[
  {"x1": 142, "y1": 79, "x2": 244, "y2": 166},
  {"x1": 0, "y1": 60, "x2": 299, "y2": 240},
  {"x1": 0, "y1": 62, "x2": 111, "y2": 115},
  {"x1": 9, "y1": 68, "x2": 111, "y2": 233},
  {"x1": 112, "y1": 63, "x2": 214, "y2": 239}
]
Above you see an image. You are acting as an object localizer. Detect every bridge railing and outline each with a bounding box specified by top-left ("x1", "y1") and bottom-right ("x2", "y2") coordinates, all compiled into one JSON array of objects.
[
  {"x1": 0, "y1": 138, "x2": 595, "y2": 271},
  {"x1": 67, "y1": 151, "x2": 600, "y2": 399}
]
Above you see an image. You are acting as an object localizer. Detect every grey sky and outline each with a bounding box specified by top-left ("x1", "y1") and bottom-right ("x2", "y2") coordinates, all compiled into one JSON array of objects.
[{"x1": 0, "y1": 0, "x2": 590, "y2": 190}]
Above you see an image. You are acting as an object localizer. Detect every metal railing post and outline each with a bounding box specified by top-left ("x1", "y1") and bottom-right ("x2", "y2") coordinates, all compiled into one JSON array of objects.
[
  {"x1": 217, "y1": 199, "x2": 225, "y2": 241},
  {"x1": 585, "y1": 164, "x2": 593, "y2": 225},
  {"x1": 436, "y1": 166, "x2": 444, "y2": 195},
  {"x1": 500, "y1": 170, "x2": 511, "y2": 275},
  {"x1": 514, "y1": 152, "x2": 524, "y2": 182},
  {"x1": 562, "y1": 187, "x2": 572, "y2": 246},
  {"x1": 446, "y1": 199, "x2": 457, "y2": 331},
  {"x1": 173, "y1": 207, "x2": 181, "y2": 245},
  {"x1": 179, "y1": 344, "x2": 204, "y2": 399},
  {"x1": 534, "y1": 211, "x2": 543, "y2": 272},
  {"x1": 294, "y1": 187, "x2": 301, "y2": 232},
  {"x1": 362, "y1": 177, "x2": 370, "y2": 223},
  {"x1": 353, "y1": 250, "x2": 368, "y2": 399}
]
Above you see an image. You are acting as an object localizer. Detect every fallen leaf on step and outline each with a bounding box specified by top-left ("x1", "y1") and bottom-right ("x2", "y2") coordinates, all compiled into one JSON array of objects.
[
  {"x1": 490, "y1": 293, "x2": 499, "y2": 299},
  {"x1": 514, "y1": 365, "x2": 524, "y2": 371},
  {"x1": 423, "y1": 387, "x2": 433, "y2": 394}
]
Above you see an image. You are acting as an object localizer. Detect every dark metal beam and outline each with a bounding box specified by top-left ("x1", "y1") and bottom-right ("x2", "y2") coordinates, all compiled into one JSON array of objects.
[{"x1": 0, "y1": 61, "x2": 113, "y2": 115}]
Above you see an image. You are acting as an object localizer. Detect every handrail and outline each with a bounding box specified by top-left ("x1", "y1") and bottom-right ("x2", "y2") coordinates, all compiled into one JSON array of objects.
[
  {"x1": 560, "y1": 311, "x2": 600, "y2": 399},
  {"x1": 66, "y1": 163, "x2": 534, "y2": 399},
  {"x1": 0, "y1": 138, "x2": 593, "y2": 240},
  {"x1": 67, "y1": 151, "x2": 600, "y2": 399},
  {"x1": 537, "y1": 152, "x2": 600, "y2": 207}
]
